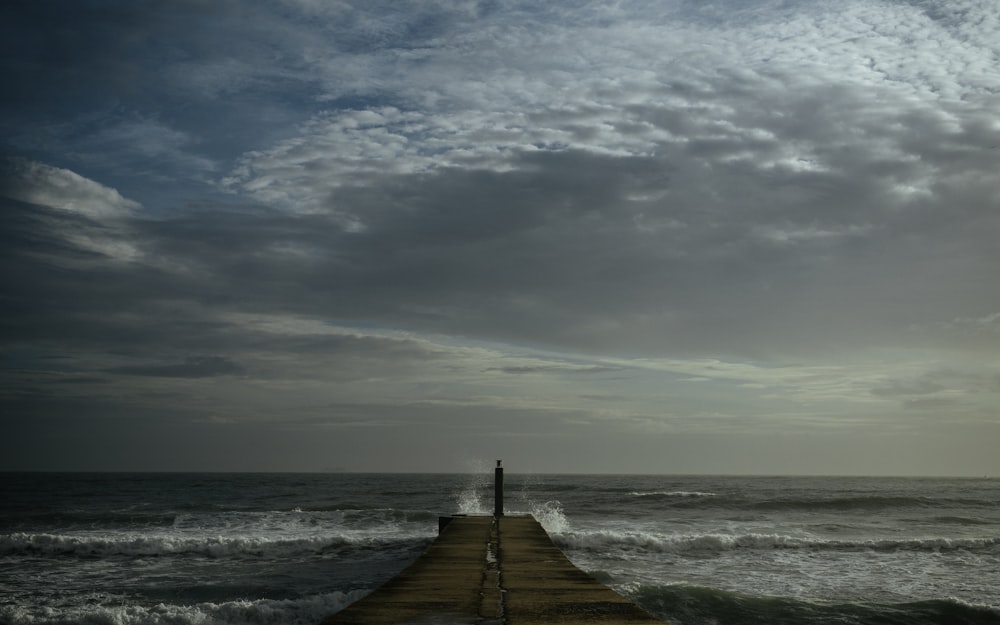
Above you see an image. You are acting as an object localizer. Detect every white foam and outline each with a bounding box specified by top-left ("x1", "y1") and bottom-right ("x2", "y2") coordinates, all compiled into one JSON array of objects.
[
  {"x1": 556, "y1": 530, "x2": 1000, "y2": 555},
  {"x1": 0, "y1": 591, "x2": 368, "y2": 625},
  {"x1": 945, "y1": 596, "x2": 1000, "y2": 612},
  {"x1": 0, "y1": 531, "x2": 407, "y2": 559}
]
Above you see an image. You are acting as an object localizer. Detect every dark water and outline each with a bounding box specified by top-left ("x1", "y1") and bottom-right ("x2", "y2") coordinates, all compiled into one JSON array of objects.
[{"x1": 1, "y1": 473, "x2": 998, "y2": 624}]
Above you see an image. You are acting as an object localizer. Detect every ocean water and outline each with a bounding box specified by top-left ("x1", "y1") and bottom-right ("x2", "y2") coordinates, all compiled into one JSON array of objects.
[{"x1": 1, "y1": 473, "x2": 998, "y2": 625}]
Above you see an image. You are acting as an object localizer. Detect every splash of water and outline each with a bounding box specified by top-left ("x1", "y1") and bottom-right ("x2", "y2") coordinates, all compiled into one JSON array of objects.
[
  {"x1": 454, "y1": 472, "x2": 491, "y2": 515},
  {"x1": 451, "y1": 467, "x2": 570, "y2": 532},
  {"x1": 530, "y1": 500, "x2": 570, "y2": 534}
]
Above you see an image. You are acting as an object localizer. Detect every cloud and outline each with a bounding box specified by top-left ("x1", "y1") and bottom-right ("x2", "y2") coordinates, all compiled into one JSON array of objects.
[
  {"x1": 82, "y1": 116, "x2": 217, "y2": 177},
  {"x1": 489, "y1": 365, "x2": 620, "y2": 375},
  {"x1": 902, "y1": 396, "x2": 968, "y2": 411},
  {"x1": 199, "y1": 0, "x2": 1000, "y2": 363},
  {"x1": 1, "y1": 157, "x2": 140, "y2": 218},
  {"x1": 944, "y1": 312, "x2": 1000, "y2": 334},
  {"x1": 871, "y1": 377, "x2": 948, "y2": 398},
  {"x1": 0, "y1": 158, "x2": 144, "y2": 264},
  {"x1": 3, "y1": 0, "x2": 1000, "y2": 473},
  {"x1": 106, "y1": 356, "x2": 245, "y2": 378}
]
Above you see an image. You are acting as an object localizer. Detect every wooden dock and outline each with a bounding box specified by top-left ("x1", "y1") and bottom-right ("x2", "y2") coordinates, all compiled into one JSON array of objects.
[{"x1": 320, "y1": 515, "x2": 665, "y2": 625}]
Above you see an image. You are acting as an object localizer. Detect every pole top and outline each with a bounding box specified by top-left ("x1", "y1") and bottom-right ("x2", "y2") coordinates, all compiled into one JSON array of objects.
[{"x1": 496, "y1": 459, "x2": 503, "y2": 468}]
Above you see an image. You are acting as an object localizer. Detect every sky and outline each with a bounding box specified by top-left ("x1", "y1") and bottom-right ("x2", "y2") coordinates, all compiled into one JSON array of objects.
[{"x1": 2, "y1": 0, "x2": 999, "y2": 475}]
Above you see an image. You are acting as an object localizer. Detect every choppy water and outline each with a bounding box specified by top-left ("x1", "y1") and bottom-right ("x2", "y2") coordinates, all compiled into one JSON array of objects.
[{"x1": 1, "y1": 473, "x2": 998, "y2": 625}]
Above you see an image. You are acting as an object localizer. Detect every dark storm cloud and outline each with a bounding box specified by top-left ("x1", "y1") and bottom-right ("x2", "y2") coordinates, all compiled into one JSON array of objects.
[
  {"x1": 3, "y1": 0, "x2": 999, "y2": 473},
  {"x1": 5, "y1": 101, "x2": 999, "y2": 347},
  {"x1": 106, "y1": 356, "x2": 245, "y2": 379},
  {"x1": 3, "y1": 119, "x2": 998, "y2": 363}
]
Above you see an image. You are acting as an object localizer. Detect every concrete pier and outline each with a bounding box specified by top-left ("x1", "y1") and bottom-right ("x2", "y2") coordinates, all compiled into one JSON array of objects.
[{"x1": 320, "y1": 516, "x2": 665, "y2": 625}]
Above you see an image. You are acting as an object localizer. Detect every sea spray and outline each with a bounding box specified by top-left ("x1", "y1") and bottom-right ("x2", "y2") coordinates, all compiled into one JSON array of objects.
[
  {"x1": 454, "y1": 472, "x2": 491, "y2": 515},
  {"x1": 452, "y1": 471, "x2": 571, "y2": 532},
  {"x1": 530, "y1": 500, "x2": 570, "y2": 534},
  {"x1": 502, "y1": 473, "x2": 570, "y2": 532}
]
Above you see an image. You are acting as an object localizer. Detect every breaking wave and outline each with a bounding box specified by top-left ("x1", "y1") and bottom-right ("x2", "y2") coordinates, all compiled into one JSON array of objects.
[
  {"x1": 629, "y1": 583, "x2": 1000, "y2": 625},
  {"x1": 0, "y1": 531, "x2": 428, "y2": 559},
  {"x1": 0, "y1": 590, "x2": 368, "y2": 625},
  {"x1": 557, "y1": 529, "x2": 1000, "y2": 555}
]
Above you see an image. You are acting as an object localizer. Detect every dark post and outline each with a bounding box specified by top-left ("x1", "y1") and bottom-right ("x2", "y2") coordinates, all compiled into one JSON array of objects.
[{"x1": 494, "y1": 459, "x2": 504, "y2": 517}]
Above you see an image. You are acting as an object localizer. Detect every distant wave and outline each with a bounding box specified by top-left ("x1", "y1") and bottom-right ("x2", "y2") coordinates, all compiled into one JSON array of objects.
[
  {"x1": 633, "y1": 493, "x2": 995, "y2": 511},
  {"x1": 0, "y1": 531, "x2": 430, "y2": 559},
  {"x1": 0, "y1": 590, "x2": 368, "y2": 625},
  {"x1": 557, "y1": 530, "x2": 1000, "y2": 555},
  {"x1": 2, "y1": 508, "x2": 440, "y2": 535},
  {"x1": 930, "y1": 515, "x2": 997, "y2": 526},
  {"x1": 171, "y1": 507, "x2": 439, "y2": 528},
  {"x1": 747, "y1": 495, "x2": 990, "y2": 512},
  {"x1": 629, "y1": 491, "x2": 719, "y2": 498},
  {"x1": 0, "y1": 512, "x2": 180, "y2": 532}
]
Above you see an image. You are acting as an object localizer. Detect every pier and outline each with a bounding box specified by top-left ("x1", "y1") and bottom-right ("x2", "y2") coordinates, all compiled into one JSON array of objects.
[
  {"x1": 320, "y1": 515, "x2": 664, "y2": 625},
  {"x1": 321, "y1": 462, "x2": 664, "y2": 625}
]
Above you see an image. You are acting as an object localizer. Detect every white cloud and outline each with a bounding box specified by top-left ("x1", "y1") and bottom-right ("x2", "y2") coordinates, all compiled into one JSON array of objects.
[
  {"x1": 1, "y1": 158, "x2": 143, "y2": 262},
  {"x1": 223, "y1": 0, "x2": 1000, "y2": 220},
  {"x1": 945, "y1": 312, "x2": 1000, "y2": 334},
  {"x1": 3, "y1": 158, "x2": 141, "y2": 218}
]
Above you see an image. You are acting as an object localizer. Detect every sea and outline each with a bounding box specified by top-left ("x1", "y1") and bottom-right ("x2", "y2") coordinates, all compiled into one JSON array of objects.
[{"x1": 1, "y1": 472, "x2": 998, "y2": 625}]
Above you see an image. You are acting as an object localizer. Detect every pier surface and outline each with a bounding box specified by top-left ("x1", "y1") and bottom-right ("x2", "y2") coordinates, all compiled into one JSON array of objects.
[{"x1": 321, "y1": 515, "x2": 665, "y2": 625}]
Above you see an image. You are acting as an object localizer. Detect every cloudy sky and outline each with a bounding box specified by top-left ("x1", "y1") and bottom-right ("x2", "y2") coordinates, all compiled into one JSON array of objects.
[{"x1": 2, "y1": 0, "x2": 999, "y2": 475}]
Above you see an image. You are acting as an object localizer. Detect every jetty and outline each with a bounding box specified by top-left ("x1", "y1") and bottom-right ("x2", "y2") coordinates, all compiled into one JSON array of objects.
[{"x1": 321, "y1": 462, "x2": 665, "y2": 625}]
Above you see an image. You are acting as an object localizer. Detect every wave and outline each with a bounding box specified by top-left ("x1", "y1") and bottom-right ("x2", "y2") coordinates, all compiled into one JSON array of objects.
[
  {"x1": 0, "y1": 512, "x2": 180, "y2": 532},
  {"x1": 557, "y1": 530, "x2": 1000, "y2": 556},
  {"x1": 930, "y1": 515, "x2": 998, "y2": 526},
  {"x1": 0, "y1": 531, "x2": 431, "y2": 559},
  {"x1": 628, "y1": 583, "x2": 1000, "y2": 625},
  {"x1": 525, "y1": 500, "x2": 570, "y2": 534},
  {"x1": 629, "y1": 491, "x2": 718, "y2": 498},
  {"x1": 171, "y1": 508, "x2": 439, "y2": 531},
  {"x1": 631, "y1": 493, "x2": 996, "y2": 512},
  {"x1": 0, "y1": 590, "x2": 368, "y2": 625},
  {"x1": 2, "y1": 508, "x2": 441, "y2": 536},
  {"x1": 747, "y1": 495, "x2": 956, "y2": 512}
]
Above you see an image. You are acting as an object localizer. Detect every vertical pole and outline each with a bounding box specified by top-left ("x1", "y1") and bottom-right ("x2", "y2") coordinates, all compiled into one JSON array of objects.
[{"x1": 494, "y1": 459, "x2": 504, "y2": 518}]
